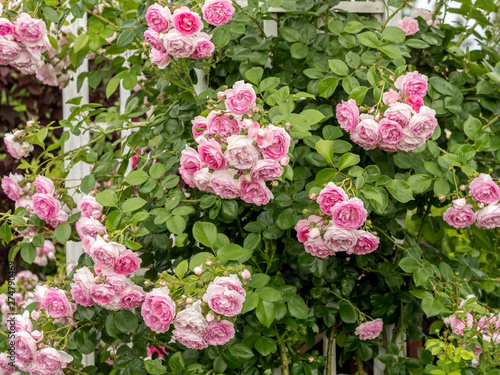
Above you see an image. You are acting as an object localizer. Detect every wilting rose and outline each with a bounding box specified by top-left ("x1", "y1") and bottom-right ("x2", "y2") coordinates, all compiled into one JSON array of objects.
[
  {"x1": 355, "y1": 319, "x2": 384, "y2": 340},
  {"x1": 141, "y1": 287, "x2": 176, "y2": 333},
  {"x1": 145, "y1": 4, "x2": 171, "y2": 32},
  {"x1": 172, "y1": 6, "x2": 202, "y2": 35},
  {"x1": 202, "y1": 0, "x2": 235, "y2": 26},
  {"x1": 210, "y1": 169, "x2": 241, "y2": 199},
  {"x1": 443, "y1": 198, "x2": 475, "y2": 228},
  {"x1": 224, "y1": 80, "x2": 256, "y2": 115},
  {"x1": 225, "y1": 135, "x2": 260, "y2": 170},
  {"x1": 336, "y1": 99, "x2": 359, "y2": 131},
  {"x1": 240, "y1": 179, "x2": 273, "y2": 206},
  {"x1": 207, "y1": 111, "x2": 240, "y2": 138},
  {"x1": 469, "y1": 174, "x2": 500, "y2": 204}
]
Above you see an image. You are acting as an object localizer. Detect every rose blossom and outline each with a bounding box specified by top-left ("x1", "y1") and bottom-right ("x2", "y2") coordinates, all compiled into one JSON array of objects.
[
  {"x1": 323, "y1": 224, "x2": 358, "y2": 252},
  {"x1": 15, "y1": 13, "x2": 46, "y2": 43},
  {"x1": 351, "y1": 231, "x2": 380, "y2": 255},
  {"x1": 225, "y1": 135, "x2": 260, "y2": 170},
  {"x1": 4, "y1": 132, "x2": 33, "y2": 159},
  {"x1": 70, "y1": 284, "x2": 94, "y2": 307},
  {"x1": 295, "y1": 215, "x2": 323, "y2": 243},
  {"x1": 38, "y1": 240, "x2": 55, "y2": 259},
  {"x1": 173, "y1": 330, "x2": 208, "y2": 349},
  {"x1": 179, "y1": 167, "x2": 195, "y2": 188},
  {"x1": 14, "y1": 311, "x2": 33, "y2": 333},
  {"x1": 202, "y1": 285, "x2": 245, "y2": 317},
  {"x1": 469, "y1": 174, "x2": 500, "y2": 204},
  {"x1": 102, "y1": 271, "x2": 129, "y2": 294},
  {"x1": 1, "y1": 173, "x2": 23, "y2": 201},
  {"x1": 141, "y1": 287, "x2": 176, "y2": 333},
  {"x1": 198, "y1": 138, "x2": 227, "y2": 170},
  {"x1": 180, "y1": 146, "x2": 201, "y2": 174},
  {"x1": 33, "y1": 176, "x2": 55, "y2": 194},
  {"x1": 89, "y1": 238, "x2": 122, "y2": 270},
  {"x1": 82, "y1": 236, "x2": 95, "y2": 255},
  {"x1": 0, "y1": 38, "x2": 20, "y2": 63},
  {"x1": 79, "y1": 195, "x2": 103, "y2": 219},
  {"x1": 351, "y1": 116, "x2": 380, "y2": 149},
  {"x1": 32, "y1": 347, "x2": 73, "y2": 373},
  {"x1": 213, "y1": 275, "x2": 246, "y2": 296},
  {"x1": 91, "y1": 284, "x2": 116, "y2": 305},
  {"x1": 443, "y1": 198, "x2": 476, "y2": 228},
  {"x1": 44, "y1": 288, "x2": 76, "y2": 318},
  {"x1": 210, "y1": 169, "x2": 241, "y2": 199},
  {"x1": 173, "y1": 301, "x2": 209, "y2": 336},
  {"x1": 336, "y1": 99, "x2": 359, "y2": 131},
  {"x1": 251, "y1": 159, "x2": 283, "y2": 181},
  {"x1": 14, "y1": 332, "x2": 37, "y2": 367},
  {"x1": 192, "y1": 116, "x2": 208, "y2": 138},
  {"x1": 150, "y1": 49, "x2": 171, "y2": 69},
  {"x1": 207, "y1": 111, "x2": 240, "y2": 138},
  {"x1": 193, "y1": 168, "x2": 215, "y2": 193},
  {"x1": 377, "y1": 140, "x2": 399, "y2": 152},
  {"x1": 0, "y1": 18, "x2": 14, "y2": 36},
  {"x1": 405, "y1": 96, "x2": 424, "y2": 113},
  {"x1": 172, "y1": 6, "x2": 202, "y2": 35},
  {"x1": 73, "y1": 267, "x2": 95, "y2": 295},
  {"x1": 331, "y1": 198, "x2": 367, "y2": 229},
  {"x1": 395, "y1": 72, "x2": 428, "y2": 98},
  {"x1": 317, "y1": 182, "x2": 349, "y2": 215},
  {"x1": 0, "y1": 352, "x2": 15, "y2": 374},
  {"x1": 204, "y1": 320, "x2": 235, "y2": 345},
  {"x1": 202, "y1": 0, "x2": 235, "y2": 26},
  {"x1": 378, "y1": 118, "x2": 404, "y2": 144},
  {"x1": 475, "y1": 204, "x2": 500, "y2": 229},
  {"x1": 32, "y1": 193, "x2": 60, "y2": 221},
  {"x1": 397, "y1": 16, "x2": 419, "y2": 36},
  {"x1": 224, "y1": 81, "x2": 256, "y2": 115},
  {"x1": 248, "y1": 122, "x2": 274, "y2": 148},
  {"x1": 382, "y1": 89, "x2": 400, "y2": 105},
  {"x1": 408, "y1": 106, "x2": 437, "y2": 139},
  {"x1": 413, "y1": 8, "x2": 438, "y2": 27},
  {"x1": 355, "y1": 319, "x2": 384, "y2": 340},
  {"x1": 145, "y1": 4, "x2": 171, "y2": 32},
  {"x1": 240, "y1": 269, "x2": 251, "y2": 280},
  {"x1": 240, "y1": 179, "x2": 274, "y2": 206},
  {"x1": 76, "y1": 217, "x2": 107, "y2": 239},
  {"x1": 144, "y1": 29, "x2": 165, "y2": 51},
  {"x1": 304, "y1": 237, "x2": 334, "y2": 258},
  {"x1": 190, "y1": 32, "x2": 215, "y2": 59},
  {"x1": 114, "y1": 250, "x2": 142, "y2": 275},
  {"x1": 120, "y1": 285, "x2": 146, "y2": 309},
  {"x1": 447, "y1": 312, "x2": 473, "y2": 334},
  {"x1": 161, "y1": 30, "x2": 196, "y2": 58},
  {"x1": 261, "y1": 125, "x2": 291, "y2": 161}
]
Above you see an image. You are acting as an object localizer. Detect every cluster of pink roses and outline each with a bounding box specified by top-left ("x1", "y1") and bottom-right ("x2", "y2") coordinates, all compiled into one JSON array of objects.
[
  {"x1": 180, "y1": 81, "x2": 291, "y2": 206},
  {"x1": 144, "y1": 0, "x2": 234, "y2": 69},
  {"x1": 397, "y1": 8, "x2": 438, "y2": 36},
  {"x1": 35, "y1": 25, "x2": 71, "y2": 87},
  {"x1": 142, "y1": 273, "x2": 248, "y2": 350},
  {"x1": 0, "y1": 271, "x2": 39, "y2": 326},
  {"x1": 4, "y1": 129, "x2": 34, "y2": 159},
  {"x1": 295, "y1": 183, "x2": 380, "y2": 258},
  {"x1": 354, "y1": 318, "x2": 384, "y2": 340},
  {"x1": 443, "y1": 174, "x2": 500, "y2": 229},
  {"x1": 336, "y1": 72, "x2": 438, "y2": 153},
  {"x1": 0, "y1": 13, "x2": 50, "y2": 74}
]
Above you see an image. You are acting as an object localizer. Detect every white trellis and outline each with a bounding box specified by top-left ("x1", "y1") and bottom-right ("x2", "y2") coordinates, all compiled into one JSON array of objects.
[{"x1": 62, "y1": 1, "x2": 402, "y2": 372}]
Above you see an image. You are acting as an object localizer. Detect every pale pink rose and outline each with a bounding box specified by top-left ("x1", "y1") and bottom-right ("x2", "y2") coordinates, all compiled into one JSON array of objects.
[
  {"x1": 150, "y1": 48, "x2": 171, "y2": 69},
  {"x1": 447, "y1": 312, "x2": 473, "y2": 334},
  {"x1": 70, "y1": 284, "x2": 94, "y2": 307},
  {"x1": 193, "y1": 168, "x2": 215, "y2": 193},
  {"x1": 224, "y1": 80, "x2": 257, "y2": 115},
  {"x1": 397, "y1": 16, "x2": 419, "y2": 36},
  {"x1": 24, "y1": 34, "x2": 49, "y2": 54},
  {"x1": 173, "y1": 301, "x2": 208, "y2": 336},
  {"x1": 443, "y1": 199, "x2": 475, "y2": 228},
  {"x1": 82, "y1": 236, "x2": 95, "y2": 254},
  {"x1": 0, "y1": 37, "x2": 20, "y2": 63},
  {"x1": 102, "y1": 295, "x2": 122, "y2": 311},
  {"x1": 225, "y1": 135, "x2": 260, "y2": 170},
  {"x1": 103, "y1": 271, "x2": 129, "y2": 293},
  {"x1": 304, "y1": 237, "x2": 334, "y2": 258},
  {"x1": 192, "y1": 116, "x2": 208, "y2": 138},
  {"x1": 210, "y1": 169, "x2": 241, "y2": 199},
  {"x1": 14, "y1": 311, "x2": 33, "y2": 333},
  {"x1": 1, "y1": 173, "x2": 23, "y2": 201},
  {"x1": 145, "y1": 4, "x2": 171, "y2": 32},
  {"x1": 198, "y1": 138, "x2": 227, "y2": 170},
  {"x1": 397, "y1": 127, "x2": 426, "y2": 152},
  {"x1": 385, "y1": 103, "x2": 414, "y2": 128},
  {"x1": 44, "y1": 287, "x2": 76, "y2": 318},
  {"x1": 14, "y1": 331, "x2": 37, "y2": 367},
  {"x1": 204, "y1": 320, "x2": 235, "y2": 345},
  {"x1": 173, "y1": 329, "x2": 208, "y2": 349},
  {"x1": 351, "y1": 116, "x2": 380, "y2": 149},
  {"x1": 38, "y1": 240, "x2": 55, "y2": 259},
  {"x1": 32, "y1": 347, "x2": 73, "y2": 373},
  {"x1": 190, "y1": 32, "x2": 215, "y2": 59},
  {"x1": 336, "y1": 99, "x2": 359, "y2": 131},
  {"x1": 377, "y1": 140, "x2": 399, "y2": 152},
  {"x1": 180, "y1": 146, "x2": 201, "y2": 173},
  {"x1": 0, "y1": 18, "x2": 14, "y2": 36},
  {"x1": 295, "y1": 215, "x2": 323, "y2": 243},
  {"x1": 476, "y1": 204, "x2": 500, "y2": 229},
  {"x1": 91, "y1": 284, "x2": 116, "y2": 305},
  {"x1": 89, "y1": 238, "x2": 122, "y2": 270},
  {"x1": 179, "y1": 168, "x2": 195, "y2": 188},
  {"x1": 79, "y1": 195, "x2": 102, "y2": 219},
  {"x1": 469, "y1": 174, "x2": 500, "y2": 204},
  {"x1": 35, "y1": 63, "x2": 58, "y2": 86},
  {"x1": 120, "y1": 285, "x2": 146, "y2": 309},
  {"x1": 408, "y1": 106, "x2": 437, "y2": 139},
  {"x1": 202, "y1": 285, "x2": 245, "y2": 317},
  {"x1": 248, "y1": 122, "x2": 274, "y2": 148},
  {"x1": 144, "y1": 29, "x2": 166, "y2": 52},
  {"x1": 32, "y1": 193, "x2": 60, "y2": 221},
  {"x1": 261, "y1": 125, "x2": 291, "y2": 161},
  {"x1": 114, "y1": 249, "x2": 142, "y2": 275},
  {"x1": 0, "y1": 352, "x2": 16, "y2": 374},
  {"x1": 240, "y1": 269, "x2": 251, "y2": 280},
  {"x1": 395, "y1": 72, "x2": 428, "y2": 98},
  {"x1": 76, "y1": 217, "x2": 107, "y2": 239},
  {"x1": 202, "y1": 0, "x2": 235, "y2": 26},
  {"x1": 251, "y1": 159, "x2": 283, "y2": 181},
  {"x1": 213, "y1": 275, "x2": 246, "y2": 296},
  {"x1": 34, "y1": 285, "x2": 49, "y2": 306},
  {"x1": 323, "y1": 224, "x2": 358, "y2": 252},
  {"x1": 240, "y1": 179, "x2": 274, "y2": 206},
  {"x1": 47, "y1": 208, "x2": 69, "y2": 228},
  {"x1": 33, "y1": 252, "x2": 48, "y2": 266},
  {"x1": 378, "y1": 118, "x2": 404, "y2": 144},
  {"x1": 147, "y1": 346, "x2": 165, "y2": 359},
  {"x1": 15, "y1": 13, "x2": 46, "y2": 42},
  {"x1": 172, "y1": 6, "x2": 202, "y2": 35},
  {"x1": 141, "y1": 287, "x2": 176, "y2": 333},
  {"x1": 317, "y1": 182, "x2": 349, "y2": 215},
  {"x1": 207, "y1": 111, "x2": 240, "y2": 138},
  {"x1": 33, "y1": 176, "x2": 54, "y2": 195},
  {"x1": 351, "y1": 231, "x2": 379, "y2": 255},
  {"x1": 162, "y1": 30, "x2": 196, "y2": 58},
  {"x1": 405, "y1": 96, "x2": 424, "y2": 113},
  {"x1": 382, "y1": 89, "x2": 400, "y2": 105},
  {"x1": 355, "y1": 319, "x2": 383, "y2": 340},
  {"x1": 30, "y1": 330, "x2": 43, "y2": 342},
  {"x1": 331, "y1": 198, "x2": 367, "y2": 229},
  {"x1": 413, "y1": 8, "x2": 437, "y2": 27}
]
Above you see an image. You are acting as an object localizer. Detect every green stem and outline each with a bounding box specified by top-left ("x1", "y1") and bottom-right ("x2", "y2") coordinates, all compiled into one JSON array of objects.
[
  {"x1": 381, "y1": 0, "x2": 408, "y2": 31},
  {"x1": 354, "y1": 351, "x2": 367, "y2": 375},
  {"x1": 326, "y1": 326, "x2": 336, "y2": 375},
  {"x1": 279, "y1": 342, "x2": 290, "y2": 375}
]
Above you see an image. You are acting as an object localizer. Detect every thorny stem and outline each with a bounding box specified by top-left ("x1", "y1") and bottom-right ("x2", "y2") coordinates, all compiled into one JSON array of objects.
[
  {"x1": 326, "y1": 326, "x2": 337, "y2": 375},
  {"x1": 279, "y1": 341, "x2": 291, "y2": 375}
]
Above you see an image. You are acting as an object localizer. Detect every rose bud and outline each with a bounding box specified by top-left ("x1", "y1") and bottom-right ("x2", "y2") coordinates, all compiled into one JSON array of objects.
[
  {"x1": 186, "y1": 297, "x2": 193, "y2": 304},
  {"x1": 240, "y1": 269, "x2": 251, "y2": 280},
  {"x1": 271, "y1": 181, "x2": 279, "y2": 187},
  {"x1": 194, "y1": 267, "x2": 203, "y2": 275},
  {"x1": 310, "y1": 193, "x2": 318, "y2": 201},
  {"x1": 206, "y1": 313, "x2": 215, "y2": 322}
]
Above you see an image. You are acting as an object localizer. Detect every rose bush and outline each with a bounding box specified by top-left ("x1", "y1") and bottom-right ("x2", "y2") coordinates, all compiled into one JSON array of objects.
[{"x1": 1, "y1": 0, "x2": 500, "y2": 374}]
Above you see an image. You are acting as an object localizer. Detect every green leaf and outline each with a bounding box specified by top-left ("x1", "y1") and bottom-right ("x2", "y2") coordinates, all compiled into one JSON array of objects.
[
  {"x1": 439, "y1": 263, "x2": 454, "y2": 282},
  {"x1": 276, "y1": 209, "x2": 297, "y2": 230},
  {"x1": 257, "y1": 287, "x2": 282, "y2": 302},
  {"x1": 217, "y1": 244, "x2": 253, "y2": 263},
  {"x1": 287, "y1": 295, "x2": 308, "y2": 319},
  {"x1": 254, "y1": 337, "x2": 277, "y2": 356},
  {"x1": 149, "y1": 163, "x2": 166, "y2": 179},
  {"x1": 290, "y1": 42, "x2": 309, "y2": 59},
  {"x1": 318, "y1": 78, "x2": 339, "y2": 98},
  {"x1": 338, "y1": 153, "x2": 360, "y2": 170},
  {"x1": 80, "y1": 174, "x2": 95, "y2": 194},
  {"x1": 0, "y1": 222, "x2": 12, "y2": 244},
  {"x1": 329, "y1": 59, "x2": 349, "y2": 76},
  {"x1": 125, "y1": 170, "x2": 149, "y2": 185},
  {"x1": 114, "y1": 310, "x2": 138, "y2": 332},
  {"x1": 106, "y1": 75, "x2": 121, "y2": 99},
  {"x1": 245, "y1": 67, "x2": 263, "y2": 85},
  {"x1": 213, "y1": 357, "x2": 227, "y2": 373},
  {"x1": 433, "y1": 179, "x2": 450, "y2": 196},
  {"x1": 175, "y1": 260, "x2": 188, "y2": 279},
  {"x1": 382, "y1": 26, "x2": 406, "y2": 43},
  {"x1": 256, "y1": 300, "x2": 275, "y2": 327},
  {"x1": 73, "y1": 33, "x2": 89, "y2": 53},
  {"x1": 193, "y1": 222, "x2": 217, "y2": 248},
  {"x1": 386, "y1": 180, "x2": 414, "y2": 203},
  {"x1": 339, "y1": 301, "x2": 356, "y2": 323},
  {"x1": 422, "y1": 297, "x2": 443, "y2": 317},
  {"x1": 407, "y1": 175, "x2": 432, "y2": 194},
  {"x1": 379, "y1": 44, "x2": 402, "y2": 59},
  {"x1": 122, "y1": 197, "x2": 147, "y2": 212},
  {"x1": 241, "y1": 291, "x2": 259, "y2": 313},
  {"x1": 168, "y1": 352, "x2": 185, "y2": 373},
  {"x1": 166, "y1": 216, "x2": 186, "y2": 235},
  {"x1": 54, "y1": 223, "x2": 71, "y2": 243},
  {"x1": 399, "y1": 257, "x2": 419, "y2": 273},
  {"x1": 343, "y1": 21, "x2": 365, "y2": 34},
  {"x1": 315, "y1": 140, "x2": 334, "y2": 163},
  {"x1": 300, "y1": 109, "x2": 325, "y2": 125},
  {"x1": 212, "y1": 28, "x2": 231, "y2": 48},
  {"x1": 463, "y1": 115, "x2": 482, "y2": 141},
  {"x1": 21, "y1": 243, "x2": 37, "y2": 264},
  {"x1": 405, "y1": 39, "x2": 430, "y2": 49},
  {"x1": 358, "y1": 32, "x2": 379, "y2": 48},
  {"x1": 41, "y1": 6, "x2": 59, "y2": 23},
  {"x1": 145, "y1": 359, "x2": 167, "y2": 375},
  {"x1": 259, "y1": 77, "x2": 280, "y2": 92},
  {"x1": 243, "y1": 232, "x2": 261, "y2": 250},
  {"x1": 248, "y1": 274, "x2": 270, "y2": 288},
  {"x1": 348, "y1": 86, "x2": 369, "y2": 105},
  {"x1": 117, "y1": 29, "x2": 135, "y2": 48},
  {"x1": 345, "y1": 52, "x2": 360, "y2": 69}
]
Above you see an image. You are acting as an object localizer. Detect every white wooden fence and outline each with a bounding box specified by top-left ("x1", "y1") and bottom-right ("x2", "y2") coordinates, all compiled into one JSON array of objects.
[{"x1": 62, "y1": 1, "x2": 402, "y2": 372}]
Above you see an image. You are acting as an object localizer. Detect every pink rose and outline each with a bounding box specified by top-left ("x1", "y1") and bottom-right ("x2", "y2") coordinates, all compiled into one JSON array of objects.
[
  {"x1": 202, "y1": 285, "x2": 245, "y2": 317},
  {"x1": 33, "y1": 176, "x2": 55, "y2": 195},
  {"x1": 114, "y1": 249, "x2": 142, "y2": 275},
  {"x1": 240, "y1": 269, "x2": 251, "y2": 280},
  {"x1": 377, "y1": 140, "x2": 399, "y2": 152},
  {"x1": 15, "y1": 13, "x2": 46, "y2": 42},
  {"x1": 0, "y1": 353, "x2": 16, "y2": 374},
  {"x1": 304, "y1": 237, "x2": 334, "y2": 258},
  {"x1": 475, "y1": 204, "x2": 500, "y2": 229},
  {"x1": 33, "y1": 347, "x2": 73, "y2": 373},
  {"x1": 198, "y1": 138, "x2": 227, "y2": 170},
  {"x1": 70, "y1": 284, "x2": 94, "y2": 307},
  {"x1": 35, "y1": 64, "x2": 58, "y2": 87},
  {"x1": 213, "y1": 275, "x2": 246, "y2": 296},
  {"x1": 24, "y1": 35, "x2": 49, "y2": 54},
  {"x1": 192, "y1": 116, "x2": 208, "y2": 138},
  {"x1": 336, "y1": 99, "x2": 359, "y2": 131},
  {"x1": 397, "y1": 16, "x2": 419, "y2": 36},
  {"x1": 180, "y1": 146, "x2": 201, "y2": 173},
  {"x1": 207, "y1": 111, "x2": 240, "y2": 138},
  {"x1": 162, "y1": 30, "x2": 196, "y2": 58},
  {"x1": 382, "y1": 89, "x2": 400, "y2": 105},
  {"x1": 193, "y1": 168, "x2": 215, "y2": 193},
  {"x1": 317, "y1": 182, "x2": 349, "y2": 215},
  {"x1": 447, "y1": 312, "x2": 473, "y2": 334},
  {"x1": 172, "y1": 6, "x2": 202, "y2": 35},
  {"x1": 225, "y1": 135, "x2": 260, "y2": 170},
  {"x1": 251, "y1": 159, "x2": 283, "y2": 181},
  {"x1": 144, "y1": 29, "x2": 166, "y2": 52},
  {"x1": 14, "y1": 332, "x2": 37, "y2": 367},
  {"x1": 145, "y1": 4, "x2": 171, "y2": 32},
  {"x1": 204, "y1": 320, "x2": 235, "y2": 345},
  {"x1": 295, "y1": 215, "x2": 323, "y2": 243},
  {"x1": 331, "y1": 198, "x2": 367, "y2": 229},
  {"x1": 0, "y1": 18, "x2": 14, "y2": 36},
  {"x1": 173, "y1": 329, "x2": 208, "y2": 349},
  {"x1": 73, "y1": 267, "x2": 96, "y2": 295},
  {"x1": 351, "y1": 231, "x2": 380, "y2": 255},
  {"x1": 79, "y1": 195, "x2": 103, "y2": 219},
  {"x1": 0, "y1": 37, "x2": 20, "y2": 63},
  {"x1": 413, "y1": 8, "x2": 438, "y2": 27},
  {"x1": 3, "y1": 132, "x2": 32, "y2": 159},
  {"x1": 141, "y1": 287, "x2": 176, "y2": 333},
  {"x1": 76, "y1": 216, "x2": 107, "y2": 239},
  {"x1": 224, "y1": 80, "x2": 257, "y2": 115},
  {"x1": 38, "y1": 240, "x2": 55, "y2": 258},
  {"x1": 210, "y1": 169, "x2": 241, "y2": 199},
  {"x1": 395, "y1": 72, "x2": 428, "y2": 98},
  {"x1": 89, "y1": 238, "x2": 122, "y2": 270},
  {"x1": 384, "y1": 103, "x2": 414, "y2": 128},
  {"x1": 397, "y1": 126, "x2": 426, "y2": 152},
  {"x1": 405, "y1": 96, "x2": 424, "y2": 113},
  {"x1": 323, "y1": 224, "x2": 358, "y2": 252},
  {"x1": 173, "y1": 301, "x2": 208, "y2": 336},
  {"x1": 14, "y1": 311, "x2": 33, "y2": 333},
  {"x1": 1, "y1": 173, "x2": 23, "y2": 201},
  {"x1": 179, "y1": 168, "x2": 195, "y2": 188},
  {"x1": 32, "y1": 193, "x2": 60, "y2": 221},
  {"x1": 355, "y1": 319, "x2": 383, "y2": 340},
  {"x1": 91, "y1": 284, "x2": 116, "y2": 305},
  {"x1": 261, "y1": 125, "x2": 291, "y2": 161},
  {"x1": 190, "y1": 32, "x2": 215, "y2": 59},
  {"x1": 443, "y1": 198, "x2": 475, "y2": 228},
  {"x1": 408, "y1": 106, "x2": 437, "y2": 139},
  {"x1": 240, "y1": 179, "x2": 274, "y2": 206},
  {"x1": 44, "y1": 287, "x2": 76, "y2": 318},
  {"x1": 82, "y1": 236, "x2": 95, "y2": 254},
  {"x1": 103, "y1": 271, "x2": 129, "y2": 293},
  {"x1": 378, "y1": 118, "x2": 404, "y2": 144},
  {"x1": 469, "y1": 174, "x2": 500, "y2": 204},
  {"x1": 150, "y1": 48, "x2": 171, "y2": 69},
  {"x1": 351, "y1": 116, "x2": 380, "y2": 150},
  {"x1": 120, "y1": 285, "x2": 146, "y2": 309},
  {"x1": 248, "y1": 122, "x2": 274, "y2": 148},
  {"x1": 202, "y1": 0, "x2": 235, "y2": 26}
]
